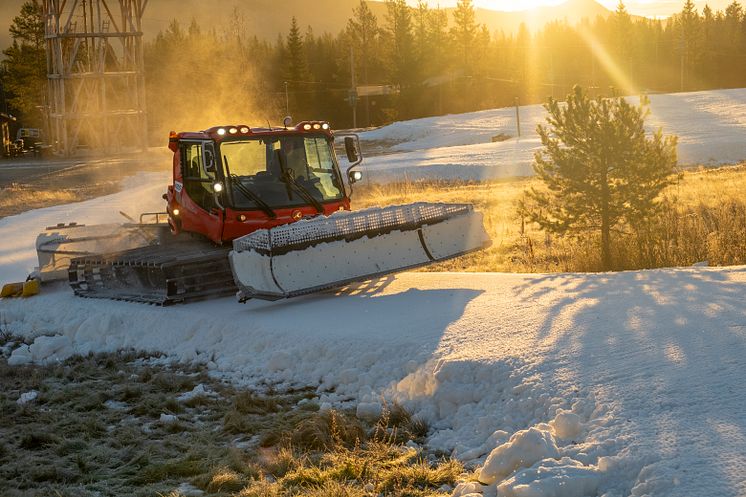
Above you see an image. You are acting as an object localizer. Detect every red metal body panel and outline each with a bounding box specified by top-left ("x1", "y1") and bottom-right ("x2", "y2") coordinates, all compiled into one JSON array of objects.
[{"x1": 164, "y1": 122, "x2": 350, "y2": 244}]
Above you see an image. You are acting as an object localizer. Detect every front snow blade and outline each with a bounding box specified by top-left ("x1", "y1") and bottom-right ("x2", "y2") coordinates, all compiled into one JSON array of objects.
[{"x1": 229, "y1": 203, "x2": 491, "y2": 301}]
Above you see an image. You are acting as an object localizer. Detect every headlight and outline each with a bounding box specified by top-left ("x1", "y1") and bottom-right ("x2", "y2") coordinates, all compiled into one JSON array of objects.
[
  {"x1": 213, "y1": 182, "x2": 223, "y2": 193},
  {"x1": 217, "y1": 128, "x2": 226, "y2": 135},
  {"x1": 172, "y1": 208, "x2": 180, "y2": 216}
]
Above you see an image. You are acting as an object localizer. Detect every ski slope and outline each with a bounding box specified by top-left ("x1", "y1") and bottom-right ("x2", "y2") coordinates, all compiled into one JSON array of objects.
[
  {"x1": 1, "y1": 173, "x2": 746, "y2": 496},
  {"x1": 360, "y1": 88, "x2": 746, "y2": 182}
]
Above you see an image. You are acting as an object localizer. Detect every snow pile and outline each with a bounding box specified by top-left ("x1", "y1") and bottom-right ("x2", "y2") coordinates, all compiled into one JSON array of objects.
[
  {"x1": 360, "y1": 88, "x2": 746, "y2": 182},
  {"x1": 159, "y1": 413, "x2": 179, "y2": 424},
  {"x1": 17, "y1": 390, "x2": 38, "y2": 405},
  {"x1": 177, "y1": 384, "x2": 216, "y2": 403},
  {"x1": 7, "y1": 335, "x2": 75, "y2": 365},
  {"x1": 478, "y1": 427, "x2": 560, "y2": 485},
  {"x1": 497, "y1": 457, "x2": 602, "y2": 497}
]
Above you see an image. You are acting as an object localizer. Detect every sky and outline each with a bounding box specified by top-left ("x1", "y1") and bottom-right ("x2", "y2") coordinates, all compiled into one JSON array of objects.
[{"x1": 428, "y1": 0, "x2": 735, "y2": 17}]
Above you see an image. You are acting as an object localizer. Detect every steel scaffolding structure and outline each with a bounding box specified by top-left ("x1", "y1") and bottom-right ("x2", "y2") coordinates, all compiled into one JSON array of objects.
[{"x1": 44, "y1": 0, "x2": 148, "y2": 156}]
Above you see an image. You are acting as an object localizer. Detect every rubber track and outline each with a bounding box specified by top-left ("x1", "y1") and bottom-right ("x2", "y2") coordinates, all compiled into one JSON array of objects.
[{"x1": 68, "y1": 242, "x2": 235, "y2": 305}]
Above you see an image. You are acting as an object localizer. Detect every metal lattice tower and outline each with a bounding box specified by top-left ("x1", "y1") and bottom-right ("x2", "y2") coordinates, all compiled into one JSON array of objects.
[{"x1": 44, "y1": 0, "x2": 148, "y2": 156}]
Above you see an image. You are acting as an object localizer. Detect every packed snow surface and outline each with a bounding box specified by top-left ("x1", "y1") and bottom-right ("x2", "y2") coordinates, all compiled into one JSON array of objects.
[
  {"x1": 3, "y1": 179, "x2": 746, "y2": 495},
  {"x1": 360, "y1": 88, "x2": 746, "y2": 182}
]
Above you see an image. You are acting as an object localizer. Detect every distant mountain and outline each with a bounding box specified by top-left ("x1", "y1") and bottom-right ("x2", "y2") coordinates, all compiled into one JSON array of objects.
[
  {"x1": 474, "y1": 0, "x2": 613, "y2": 33},
  {"x1": 0, "y1": 0, "x2": 613, "y2": 50}
]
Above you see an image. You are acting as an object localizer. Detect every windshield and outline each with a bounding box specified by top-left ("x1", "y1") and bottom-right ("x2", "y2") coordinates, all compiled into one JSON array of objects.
[{"x1": 220, "y1": 135, "x2": 345, "y2": 209}]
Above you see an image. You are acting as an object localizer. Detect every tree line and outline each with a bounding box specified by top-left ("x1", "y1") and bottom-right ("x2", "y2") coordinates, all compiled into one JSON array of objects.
[{"x1": 2, "y1": 0, "x2": 746, "y2": 138}]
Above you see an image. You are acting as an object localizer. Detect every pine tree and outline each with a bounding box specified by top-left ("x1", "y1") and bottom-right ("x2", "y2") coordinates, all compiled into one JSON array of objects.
[
  {"x1": 426, "y1": 5, "x2": 449, "y2": 77},
  {"x1": 1, "y1": 0, "x2": 46, "y2": 128},
  {"x1": 383, "y1": 0, "x2": 415, "y2": 86},
  {"x1": 284, "y1": 17, "x2": 309, "y2": 85},
  {"x1": 451, "y1": 0, "x2": 478, "y2": 75},
  {"x1": 346, "y1": 0, "x2": 380, "y2": 87},
  {"x1": 524, "y1": 86, "x2": 678, "y2": 270},
  {"x1": 676, "y1": 0, "x2": 702, "y2": 90}
]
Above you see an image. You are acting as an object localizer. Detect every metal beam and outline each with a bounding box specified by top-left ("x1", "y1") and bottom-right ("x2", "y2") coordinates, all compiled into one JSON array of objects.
[{"x1": 43, "y1": 0, "x2": 148, "y2": 156}]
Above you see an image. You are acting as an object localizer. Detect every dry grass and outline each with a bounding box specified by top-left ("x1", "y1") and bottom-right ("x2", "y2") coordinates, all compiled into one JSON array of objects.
[
  {"x1": 354, "y1": 163, "x2": 746, "y2": 273},
  {"x1": 0, "y1": 184, "x2": 83, "y2": 218},
  {"x1": 0, "y1": 333, "x2": 461, "y2": 497}
]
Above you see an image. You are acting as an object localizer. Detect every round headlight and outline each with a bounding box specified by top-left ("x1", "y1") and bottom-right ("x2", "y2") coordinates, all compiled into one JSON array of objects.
[
  {"x1": 238, "y1": 214, "x2": 247, "y2": 222},
  {"x1": 313, "y1": 123, "x2": 321, "y2": 130},
  {"x1": 303, "y1": 124, "x2": 312, "y2": 130},
  {"x1": 172, "y1": 208, "x2": 180, "y2": 216},
  {"x1": 321, "y1": 123, "x2": 330, "y2": 130},
  {"x1": 240, "y1": 126, "x2": 250, "y2": 133},
  {"x1": 213, "y1": 182, "x2": 223, "y2": 193},
  {"x1": 217, "y1": 128, "x2": 226, "y2": 135},
  {"x1": 229, "y1": 127, "x2": 238, "y2": 134}
]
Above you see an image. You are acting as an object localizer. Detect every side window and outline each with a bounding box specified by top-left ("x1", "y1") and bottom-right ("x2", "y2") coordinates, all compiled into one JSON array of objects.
[
  {"x1": 181, "y1": 142, "x2": 215, "y2": 211},
  {"x1": 183, "y1": 143, "x2": 204, "y2": 180}
]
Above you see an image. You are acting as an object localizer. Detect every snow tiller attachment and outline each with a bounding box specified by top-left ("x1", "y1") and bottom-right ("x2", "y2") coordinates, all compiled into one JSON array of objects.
[
  {"x1": 36, "y1": 220, "x2": 161, "y2": 282},
  {"x1": 230, "y1": 202, "x2": 491, "y2": 301}
]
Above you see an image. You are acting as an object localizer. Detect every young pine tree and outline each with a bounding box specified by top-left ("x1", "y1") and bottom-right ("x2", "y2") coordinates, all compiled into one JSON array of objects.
[{"x1": 524, "y1": 86, "x2": 678, "y2": 270}]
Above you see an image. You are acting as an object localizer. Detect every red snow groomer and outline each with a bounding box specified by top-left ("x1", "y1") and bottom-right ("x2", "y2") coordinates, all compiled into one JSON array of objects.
[{"x1": 31, "y1": 121, "x2": 491, "y2": 305}]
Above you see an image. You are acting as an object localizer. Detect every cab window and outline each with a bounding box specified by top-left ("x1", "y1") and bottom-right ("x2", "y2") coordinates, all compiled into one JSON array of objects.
[{"x1": 182, "y1": 142, "x2": 216, "y2": 211}]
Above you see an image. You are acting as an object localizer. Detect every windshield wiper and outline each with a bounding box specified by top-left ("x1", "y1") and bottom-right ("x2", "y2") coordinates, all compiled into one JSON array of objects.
[
  {"x1": 276, "y1": 152, "x2": 324, "y2": 214},
  {"x1": 222, "y1": 164, "x2": 276, "y2": 220}
]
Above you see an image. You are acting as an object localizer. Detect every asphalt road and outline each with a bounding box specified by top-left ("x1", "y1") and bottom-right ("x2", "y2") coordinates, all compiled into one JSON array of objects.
[
  {"x1": 0, "y1": 150, "x2": 170, "y2": 189},
  {"x1": 0, "y1": 157, "x2": 86, "y2": 187}
]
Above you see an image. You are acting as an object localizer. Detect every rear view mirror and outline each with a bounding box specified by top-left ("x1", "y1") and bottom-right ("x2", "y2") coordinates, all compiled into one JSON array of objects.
[
  {"x1": 344, "y1": 136, "x2": 358, "y2": 163},
  {"x1": 204, "y1": 145, "x2": 216, "y2": 173}
]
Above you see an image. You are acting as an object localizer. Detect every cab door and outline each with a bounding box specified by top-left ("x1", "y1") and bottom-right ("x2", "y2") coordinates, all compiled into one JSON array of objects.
[{"x1": 180, "y1": 141, "x2": 224, "y2": 242}]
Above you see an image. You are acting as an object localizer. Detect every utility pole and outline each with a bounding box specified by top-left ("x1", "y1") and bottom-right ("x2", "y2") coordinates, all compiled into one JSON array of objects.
[
  {"x1": 679, "y1": 34, "x2": 685, "y2": 92},
  {"x1": 514, "y1": 96, "x2": 521, "y2": 137},
  {"x1": 284, "y1": 81, "x2": 289, "y2": 115},
  {"x1": 350, "y1": 47, "x2": 357, "y2": 129},
  {"x1": 591, "y1": 42, "x2": 596, "y2": 89}
]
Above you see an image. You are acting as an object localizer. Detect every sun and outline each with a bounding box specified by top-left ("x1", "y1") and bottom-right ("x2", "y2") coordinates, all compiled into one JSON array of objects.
[{"x1": 474, "y1": 0, "x2": 565, "y2": 10}]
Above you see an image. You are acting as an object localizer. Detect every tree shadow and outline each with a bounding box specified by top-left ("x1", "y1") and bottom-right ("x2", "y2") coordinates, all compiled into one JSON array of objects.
[{"x1": 514, "y1": 267, "x2": 746, "y2": 495}]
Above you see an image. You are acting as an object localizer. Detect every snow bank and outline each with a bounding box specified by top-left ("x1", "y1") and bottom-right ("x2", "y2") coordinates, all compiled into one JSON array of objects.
[{"x1": 360, "y1": 88, "x2": 746, "y2": 183}]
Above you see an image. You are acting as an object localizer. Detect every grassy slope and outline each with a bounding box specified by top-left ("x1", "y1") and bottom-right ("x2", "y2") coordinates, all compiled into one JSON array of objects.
[{"x1": 354, "y1": 163, "x2": 746, "y2": 272}]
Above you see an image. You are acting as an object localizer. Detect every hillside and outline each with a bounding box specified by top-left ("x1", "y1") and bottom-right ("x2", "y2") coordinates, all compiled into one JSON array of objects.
[{"x1": 0, "y1": 0, "x2": 613, "y2": 49}]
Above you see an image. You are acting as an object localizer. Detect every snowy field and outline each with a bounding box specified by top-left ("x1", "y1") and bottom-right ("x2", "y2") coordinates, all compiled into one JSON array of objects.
[
  {"x1": 360, "y1": 88, "x2": 746, "y2": 182},
  {"x1": 2, "y1": 174, "x2": 746, "y2": 496},
  {"x1": 3, "y1": 89, "x2": 746, "y2": 496}
]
